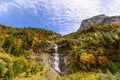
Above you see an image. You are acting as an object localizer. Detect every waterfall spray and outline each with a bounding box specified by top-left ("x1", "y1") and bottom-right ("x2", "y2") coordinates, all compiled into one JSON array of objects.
[{"x1": 54, "y1": 44, "x2": 61, "y2": 72}]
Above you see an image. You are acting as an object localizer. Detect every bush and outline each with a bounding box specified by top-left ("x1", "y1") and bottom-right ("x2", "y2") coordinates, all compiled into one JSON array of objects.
[
  {"x1": 0, "y1": 34, "x2": 5, "y2": 47},
  {"x1": 3, "y1": 65, "x2": 14, "y2": 80},
  {"x1": 0, "y1": 62, "x2": 5, "y2": 77},
  {"x1": 108, "y1": 61, "x2": 119, "y2": 74},
  {"x1": 13, "y1": 58, "x2": 28, "y2": 77}
]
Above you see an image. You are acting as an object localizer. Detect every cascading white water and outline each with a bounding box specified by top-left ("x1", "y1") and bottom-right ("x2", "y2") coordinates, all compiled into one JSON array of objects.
[{"x1": 54, "y1": 44, "x2": 61, "y2": 72}]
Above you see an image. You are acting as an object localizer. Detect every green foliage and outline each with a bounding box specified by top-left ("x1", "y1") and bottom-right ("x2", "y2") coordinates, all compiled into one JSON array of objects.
[
  {"x1": 61, "y1": 72, "x2": 98, "y2": 80},
  {"x1": 60, "y1": 70, "x2": 118, "y2": 80},
  {"x1": 108, "y1": 61, "x2": 119, "y2": 74},
  {"x1": 13, "y1": 58, "x2": 28, "y2": 77},
  {"x1": 0, "y1": 47, "x2": 5, "y2": 53},
  {"x1": 59, "y1": 23, "x2": 120, "y2": 73},
  {"x1": 4, "y1": 65, "x2": 14, "y2": 80},
  {"x1": 30, "y1": 65, "x2": 43, "y2": 75},
  {"x1": 0, "y1": 24, "x2": 60, "y2": 79},
  {"x1": 107, "y1": 69, "x2": 115, "y2": 80},
  {"x1": 0, "y1": 52, "x2": 44, "y2": 80},
  {"x1": 0, "y1": 62, "x2": 5, "y2": 77},
  {"x1": 0, "y1": 25, "x2": 60, "y2": 56},
  {"x1": 1, "y1": 22, "x2": 120, "y2": 79},
  {"x1": 0, "y1": 34, "x2": 5, "y2": 47},
  {"x1": 0, "y1": 34, "x2": 6, "y2": 53}
]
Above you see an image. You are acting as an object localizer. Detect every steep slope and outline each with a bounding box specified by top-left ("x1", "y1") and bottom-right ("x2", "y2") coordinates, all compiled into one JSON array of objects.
[
  {"x1": 1, "y1": 14, "x2": 120, "y2": 79},
  {"x1": 0, "y1": 24, "x2": 61, "y2": 79},
  {"x1": 58, "y1": 22, "x2": 120, "y2": 73},
  {"x1": 0, "y1": 24, "x2": 61, "y2": 56}
]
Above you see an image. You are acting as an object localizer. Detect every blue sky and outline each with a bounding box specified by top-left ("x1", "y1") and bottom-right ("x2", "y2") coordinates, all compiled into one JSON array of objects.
[{"x1": 0, "y1": 0, "x2": 120, "y2": 35}]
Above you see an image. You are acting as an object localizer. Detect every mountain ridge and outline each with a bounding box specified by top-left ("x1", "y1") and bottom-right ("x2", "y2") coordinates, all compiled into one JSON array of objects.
[{"x1": 80, "y1": 14, "x2": 120, "y2": 29}]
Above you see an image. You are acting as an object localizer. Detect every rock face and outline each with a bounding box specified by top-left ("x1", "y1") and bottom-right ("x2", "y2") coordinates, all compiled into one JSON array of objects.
[
  {"x1": 102, "y1": 16, "x2": 120, "y2": 24},
  {"x1": 80, "y1": 14, "x2": 108, "y2": 28},
  {"x1": 80, "y1": 14, "x2": 120, "y2": 28},
  {"x1": 36, "y1": 43, "x2": 68, "y2": 75}
]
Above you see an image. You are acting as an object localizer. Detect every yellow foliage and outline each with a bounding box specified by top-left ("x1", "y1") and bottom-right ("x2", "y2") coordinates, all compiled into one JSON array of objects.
[
  {"x1": 85, "y1": 74, "x2": 97, "y2": 80},
  {"x1": 0, "y1": 52, "x2": 13, "y2": 63},
  {"x1": 80, "y1": 53, "x2": 88, "y2": 64},
  {"x1": 14, "y1": 72, "x2": 42, "y2": 80},
  {"x1": 114, "y1": 35, "x2": 119, "y2": 40},
  {"x1": 5, "y1": 34, "x2": 9, "y2": 37},
  {"x1": 0, "y1": 59, "x2": 6, "y2": 65},
  {"x1": 33, "y1": 37, "x2": 37, "y2": 40},
  {"x1": 80, "y1": 53, "x2": 96, "y2": 65},
  {"x1": 17, "y1": 56, "x2": 28, "y2": 63},
  {"x1": 33, "y1": 37, "x2": 39, "y2": 42},
  {"x1": 73, "y1": 46, "x2": 77, "y2": 50},
  {"x1": 94, "y1": 33, "x2": 99, "y2": 38},
  {"x1": 13, "y1": 38, "x2": 22, "y2": 46}
]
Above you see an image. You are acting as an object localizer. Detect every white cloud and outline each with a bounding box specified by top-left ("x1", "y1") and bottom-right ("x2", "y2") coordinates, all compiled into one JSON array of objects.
[
  {"x1": 0, "y1": 1, "x2": 20, "y2": 16},
  {"x1": 101, "y1": 0, "x2": 120, "y2": 16},
  {"x1": 0, "y1": 0, "x2": 120, "y2": 35},
  {"x1": 0, "y1": 2, "x2": 11, "y2": 14}
]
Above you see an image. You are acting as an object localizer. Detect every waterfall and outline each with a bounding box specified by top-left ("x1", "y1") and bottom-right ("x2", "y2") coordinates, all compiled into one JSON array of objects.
[{"x1": 54, "y1": 44, "x2": 61, "y2": 72}]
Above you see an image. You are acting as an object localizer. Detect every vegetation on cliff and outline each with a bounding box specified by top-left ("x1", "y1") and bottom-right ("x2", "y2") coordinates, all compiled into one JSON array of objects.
[
  {"x1": 0, "y1": 24, "x2": 60, "y2": 56},
  {"x1": 0, "y1": 24, "x2": 60, "y2": 79},
  {"x1": 58, "y1": 22, "x2": 120, "y2": 74},
  {"x1": 1, "y1": 21, "x2": 120, "y2": 80}
]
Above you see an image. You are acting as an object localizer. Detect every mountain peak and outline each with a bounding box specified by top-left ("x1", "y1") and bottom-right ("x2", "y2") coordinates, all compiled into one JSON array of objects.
[
  {"x1": 80, "y1": 14, "x2": 108, "y2": 28},
  {"x1": 80, "y1": 14, "x2": 120, "y2": 29}
]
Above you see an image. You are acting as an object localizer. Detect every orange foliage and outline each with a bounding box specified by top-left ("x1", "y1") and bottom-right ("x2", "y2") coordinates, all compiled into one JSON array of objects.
[
  {"x1": 0, "y1": 30, "x2": 7, "y2": 34},
  {"x1": 105, "y1": 22, "x2": 120, "y2": 27},
  {"x1": 37, "y1": 31, "x2": 42, "y2": 35},
  {"x1": 98, "y1": 56, "x2": 108, "y2": 65}
]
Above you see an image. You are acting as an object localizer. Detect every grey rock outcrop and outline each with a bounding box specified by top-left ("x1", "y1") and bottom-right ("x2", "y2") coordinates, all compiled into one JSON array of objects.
[
  {"x1": 80, "y1": 14, "x2": 120, "y2": 29},
  {"x1": 80, "y1": 14, "x2": 108, "y2": 28},
  {"x1": 102, "y1": 16, "x2": 120, "y2": 24}
]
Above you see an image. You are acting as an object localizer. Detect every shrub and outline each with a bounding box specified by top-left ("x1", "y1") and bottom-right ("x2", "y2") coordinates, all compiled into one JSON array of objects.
[
  {"x1": 108, "y1": 61, "x2": 118, "y2": 74},
  {"x1": 0, "y1": 34, "x2": 5, "y2": 47},
  {"x1": 3, "y1": 65, "x2": 14, "y2": 80},
  {"x1": 13, "y1": 57, "x2": 28, "y2": 77},
  {"x1": 0, "y1": 62, "x2": 5, "y2": 77}
]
